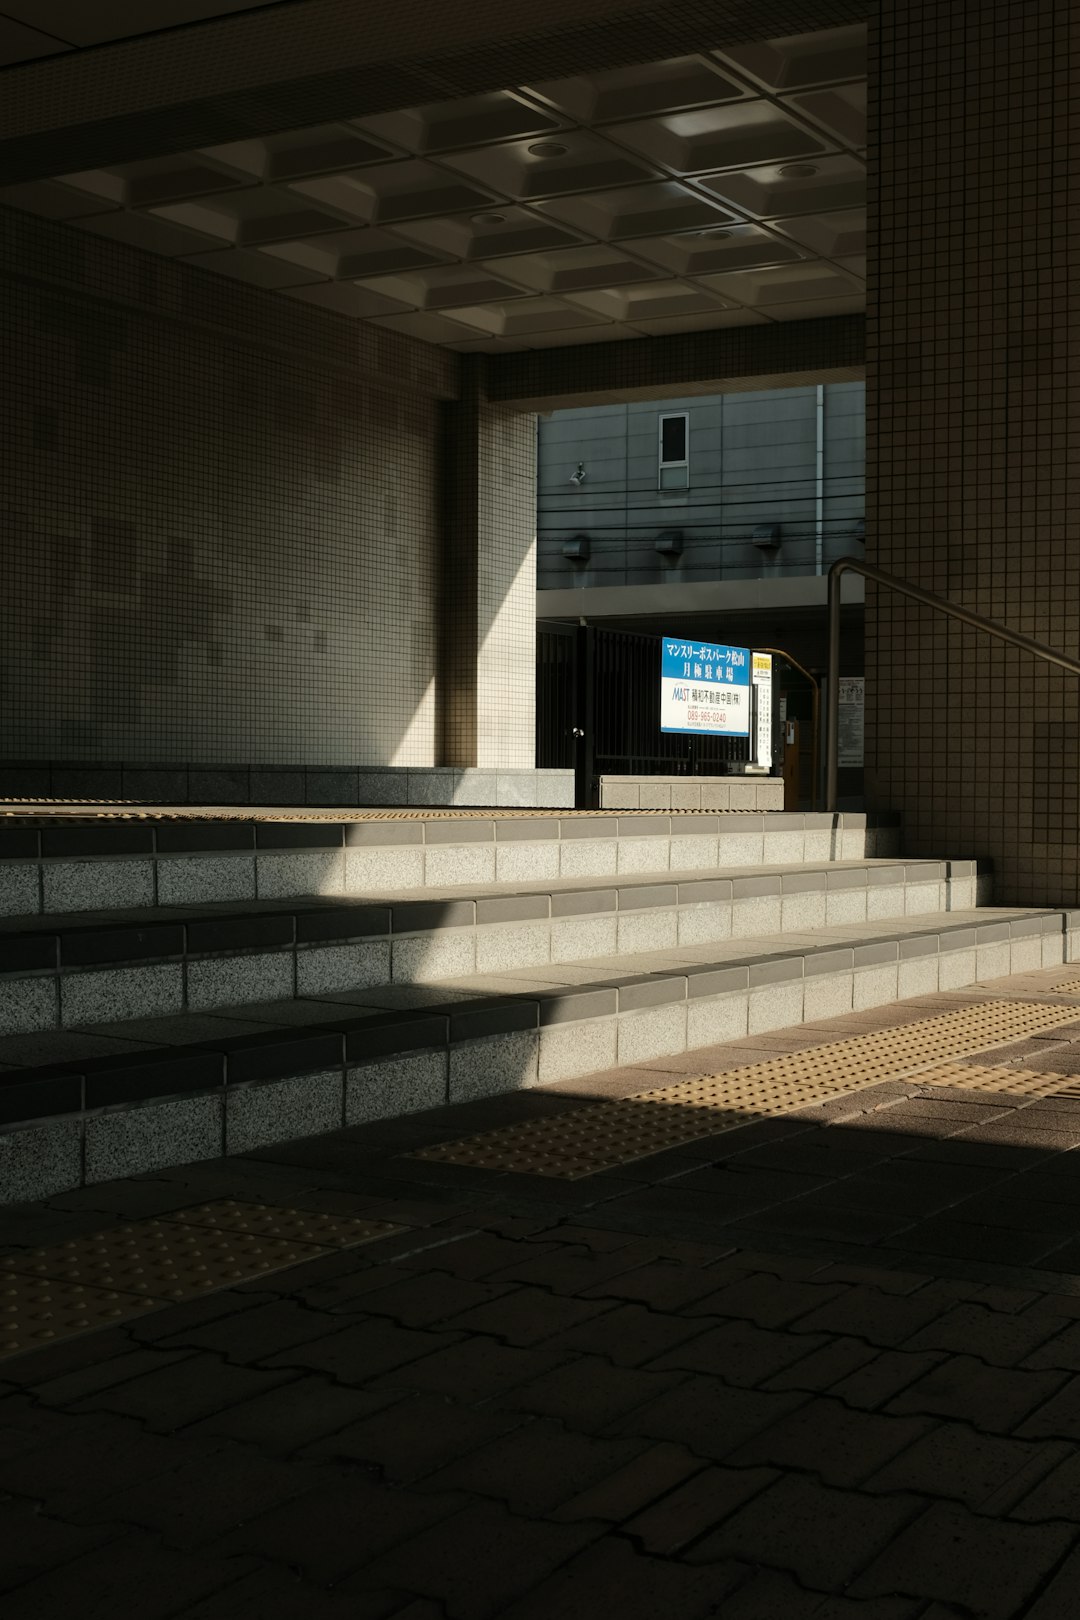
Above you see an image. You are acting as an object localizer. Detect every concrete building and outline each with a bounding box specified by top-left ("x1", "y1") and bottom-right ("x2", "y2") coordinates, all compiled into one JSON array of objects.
[
  {"x1": 0, "y1": 0, "x2": 1076, "y2": 896},
  {"x1": 536, "y1": 382, "x2": 865, "y2": 677}
]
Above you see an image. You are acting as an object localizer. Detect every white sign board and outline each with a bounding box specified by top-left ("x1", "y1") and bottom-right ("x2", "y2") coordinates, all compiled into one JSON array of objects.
[
  {"x1": 837, "y1": 676, "x2": 865, "y2": 767},
  {"x1": 751, "y1": 652, "x2": 773, "y2": 768},
  {"x1": 660, "y1": 637, "x2": 751, "y2": 736}
]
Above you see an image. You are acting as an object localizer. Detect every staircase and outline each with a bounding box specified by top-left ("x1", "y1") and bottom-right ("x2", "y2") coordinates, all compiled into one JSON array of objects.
[{"x1": 0, "y1": 807, "x2": 1075, "y2": 1205}]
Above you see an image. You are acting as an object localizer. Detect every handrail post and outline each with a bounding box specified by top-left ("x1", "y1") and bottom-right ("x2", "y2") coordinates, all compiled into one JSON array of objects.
[{"x1": 826, "y1": 561, "x2": 845, "y2": 813}]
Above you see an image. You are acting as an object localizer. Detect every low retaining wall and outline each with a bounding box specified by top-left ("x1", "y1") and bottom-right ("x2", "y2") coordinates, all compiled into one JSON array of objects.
[{"x1": 598, "y1": 775, "x2": 784, "y2": 811}]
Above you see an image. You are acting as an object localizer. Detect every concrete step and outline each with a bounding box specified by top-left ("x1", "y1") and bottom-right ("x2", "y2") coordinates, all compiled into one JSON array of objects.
[
  {"x1": 0, "y1": 904, "x2": 1071, "y2": 1203},
  {"x1": 0, "y1": 858, "x2": 983, "y2": 1035},
  {"x1": 0, "y1": 809, "x2": 899, "y2": 918}
]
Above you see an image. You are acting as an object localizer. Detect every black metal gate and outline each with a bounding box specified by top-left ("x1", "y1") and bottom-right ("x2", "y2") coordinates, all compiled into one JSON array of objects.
[{"x1": 537, "y1": 622, "x2": 751, "y2": 803}]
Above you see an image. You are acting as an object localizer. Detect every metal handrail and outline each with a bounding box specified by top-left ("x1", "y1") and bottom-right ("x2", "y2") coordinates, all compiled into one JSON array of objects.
[{"x1": 826, "y1": 556, "x2": 1080, "y2": 812}]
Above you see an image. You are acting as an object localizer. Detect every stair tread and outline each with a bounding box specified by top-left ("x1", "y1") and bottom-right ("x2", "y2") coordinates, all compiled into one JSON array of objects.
[
  {"x1": 0, "y1": 905, "x2": 1057, "y2": 1080},
  {"x1": 0, "y1": 856, "x2": 962, "y2": 938}
]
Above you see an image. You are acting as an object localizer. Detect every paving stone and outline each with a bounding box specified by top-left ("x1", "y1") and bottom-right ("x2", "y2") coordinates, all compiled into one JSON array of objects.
[
  {"x1": 347, "y1": 1498, "x2": 601, "y2": 1619},
  {"x1": 158, "y1": 1300, "x2": 349, "y2": 1363},
  {"x1": 622, "y1": 1462, "x2": 777, "y2": 1554},
  {"x1": 491, "y1": 1355, "x2": 685, "y2": 1430},
  {"x1": 336, "y1": 1270, "x2": 515, "y2": 1327},
  {"x1": 1022, "y1": 1546, "x2": 1080, "y2": 1618},
  {"x1": 578, "y1": 1260, "x2": 723, "y2": 1311},
  {"x1": 684, "y1": 1271, "x2": 850, "y2": 1327},
  {"x1": 867, "y1": 1422, "x2": 1067, "y2": 1511},
  {"x1": 439, "y1": 1284, "x2": 614, "y2": 1347},
  {"x1": 608, "y1": 1374, "x2": 804, "y2": 1459},
  {"x1": 396, "y1": 1232, "x2": 558, "y2": 1280},
  {"x1": 727, "y1": 1397, "x2": 932, "y2": 1488},
  {"x1": 0, "y1": 1495, "x2": 120, "y2": 1592},
  {"x1": 171, "y1": 1565, "x2": 386, "y2": 1618},
  {"x1": 301, "y1": 1392, "x2": 523, "y2": 1484},
  {"x1": 0, "y1": 1410, "x2": 204, "y2": 1515},
  {"x1": 1016, "y1": 1374, "x2": 1080, "y2": 1440},
  {"x1": 849, "y1": 1501, "x2": 1076, "y2": 1617},
  {"x1": 548, "y1": 1440, "x2": 702, "y2": 1523},
  {"x1": 29, "y1": 1346, "x2": 195, "y2": 1408},
  {"x1": 72, "y1": 1354, "x2": 295, "y2": 1432},
  {"x1": 792, "y1": 1284, "x2": 961, "y2": 1347},
  {"x1": 760, "y1": 1333, "x2": 879, "y2": 1393},
  {"x1": 828, "y1": 1349, "x2": 951, "y2": 1411},
  {"x1": 78, "y1": 1441, "x2": 312, "y2": 1547},
  {"x1": 214, "y1": 1479, "x2": 465, "y2": 1584},
  {"x1": 888, "y1": 1355, "x2": 1068, "y2": 1430},
  {"x1": 483, "y1": 1241, "x2": 657, "y2": 1294},
  {"x1": 902, "y1": 1301, "x2": 1067, "y2": 1367},
  {"x1": 0, "y1": 1533, "x2": 258, "y2": 1620},
  {"x1": 368, "y1": 1337, "x2": 569, "y2": 1402},
  {"x1": 265, "y1": 1319, "x2": 462, "y2": 1384},
  {"x1": 648, "y1": 1318, "x2": 829, "y2": 1387},
  {"x1": 191, "y1": 1378, "x2": 399, "y2": 1454},
  {"x1": 496, "y1": 1536, "x2": 746, "y2": 1620},
  {"x1": 418, "y1": 1420, "x2": 648, "y2": 1515},
  {"x1": 544, "y1": 1302, "x2": 706, "y2": 1368},
  {"x1": 717, "y1": 1570, "x2": 921, "y2": 1619},
  {"x1": 684, "y1": 1472, "x2": 922, "y2": 1590}
]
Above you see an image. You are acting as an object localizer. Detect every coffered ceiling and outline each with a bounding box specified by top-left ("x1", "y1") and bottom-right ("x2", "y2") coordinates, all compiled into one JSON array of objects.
[{"x1": 0, "y1": 16, "x2": 866, "y2": 353}]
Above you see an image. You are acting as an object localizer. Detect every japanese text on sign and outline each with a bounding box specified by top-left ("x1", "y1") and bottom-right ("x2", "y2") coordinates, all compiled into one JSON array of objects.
[{"x1": 660, "y1": 637, "x2": 751, "y2": 737}]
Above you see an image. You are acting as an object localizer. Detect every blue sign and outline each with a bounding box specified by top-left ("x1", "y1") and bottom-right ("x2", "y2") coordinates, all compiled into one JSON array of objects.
[{"x1": 660, "y1": 637, "x2": 751, "y2": 737}]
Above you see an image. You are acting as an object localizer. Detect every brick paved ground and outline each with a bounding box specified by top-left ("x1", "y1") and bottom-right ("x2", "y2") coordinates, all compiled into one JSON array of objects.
[{"x1": 8, "y1": 970, "x2": 1080, "y2": 1617}]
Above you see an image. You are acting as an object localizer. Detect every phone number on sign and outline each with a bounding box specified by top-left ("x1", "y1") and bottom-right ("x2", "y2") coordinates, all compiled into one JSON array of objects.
[{"x1": 687, "y1": 709, "x2": 732, "y2": 727}]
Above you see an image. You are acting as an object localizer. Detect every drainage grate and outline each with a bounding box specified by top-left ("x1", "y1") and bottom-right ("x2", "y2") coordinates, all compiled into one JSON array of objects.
[
  {"x1": 411, "y1": 1000, "x2": 1080, "y2": 1180},
  {"x1": 0, "y1": 1200, "x2": 402, "y2": 1361}
]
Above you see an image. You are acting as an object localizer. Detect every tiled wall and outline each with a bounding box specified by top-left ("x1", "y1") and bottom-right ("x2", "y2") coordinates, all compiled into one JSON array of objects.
[
  {"x1": 0, "y1": 205, "x2": 457, "y2": 775},
  {"x1": 865, "y1": 0, "x2": 1080, "y2": 905}
]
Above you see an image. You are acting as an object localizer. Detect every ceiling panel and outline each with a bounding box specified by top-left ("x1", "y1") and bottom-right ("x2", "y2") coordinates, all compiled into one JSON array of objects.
[
  {"x1": 604, "y1": 102, "x2": 833, "y2": 177},
  {"x1": 715, "y1": 24, "x2": 866, "y2": 92},
  {"x1": 696, "y1": 154, "x2": 865, "y2": 219},
  {"x1": 436, "y1": 133, "x2": 660, "y2": 201},
  {"x1": 530, "y1": 182, "x2": 741, "y2": 243},
  {"x1": 525, "y1": 56, "x2": 748, "y2": 125},
  {"x1": 630, "y1": 223, "x2": 805, "y2": 277},
  {"x1": 289, "y1": 160, "x2": 503, "y2": 225},
  {"x1": 5, "y1": 23, "x2": 867, "y2": 352},
  {"x1": 357, "y1": 92, "x2": 566, "y2": 155}
]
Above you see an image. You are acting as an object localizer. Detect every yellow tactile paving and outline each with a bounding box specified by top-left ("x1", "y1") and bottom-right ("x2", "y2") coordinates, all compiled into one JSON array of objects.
[
  {"x1": 0, "y1": 1199, "x2": 404, "y2": 1362},
  {"x1": 915, "y1": 1062, "x2": 1080, "y2": 1099},
  {"x1": 1052, "y1": 979, "x2": 1080, "y2": 995},
  {"x1": 411, "y1": 1000, "x2": 1080, "y2": 1180},
  {"x1": 1, "y1": 1274, "x2": 160, "y2": 1357},
  {"x1": 0, "y1": 803, "x2": 735, "y2": 822},
  {"x1": 166, "y1": 1198, "x2": 402, "y2": 1249}
]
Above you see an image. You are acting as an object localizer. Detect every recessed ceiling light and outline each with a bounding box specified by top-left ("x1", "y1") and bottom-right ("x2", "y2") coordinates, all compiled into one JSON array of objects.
[
  {"x1": 696, "y1": 228, "x2": 733, "y2": 239},
  {"x1": 777, "y1": 163, "x2": 818, "y2": 179},
  {"x1": 471, "y1": 212, "x2": 507, "y2": 225},
  {"x1": 528, "y1": 140, "x2": 569, "y2": 158}
]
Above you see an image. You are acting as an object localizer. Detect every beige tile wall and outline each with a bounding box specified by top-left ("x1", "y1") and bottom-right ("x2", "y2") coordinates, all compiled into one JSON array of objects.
[{"x1": 865, "y1": 0, "x2": 1080, "y2": 905}]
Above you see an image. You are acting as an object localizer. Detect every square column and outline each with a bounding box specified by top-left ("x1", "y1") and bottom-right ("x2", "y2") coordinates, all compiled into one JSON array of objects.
[
  {"x1": 866, "y1": 0, "x2": 1080, "y2": 904},
  {"x1": 439, "y1": 360, "x2": 537, "y2": 770}
]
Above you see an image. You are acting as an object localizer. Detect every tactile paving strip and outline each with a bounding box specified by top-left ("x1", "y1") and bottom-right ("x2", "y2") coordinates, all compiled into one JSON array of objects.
[
  {"x1": 0, "y1": 803, "x2": 735, "y2": 822},
  {"x1": 166, "y1": 1199, "x2": 402, "y2": 1249},
  {"x1": 0, "y1": 1200, "x2": 404, "y2": 1362},
  {"x1": 411, "y1": 1000, "x2": 1080, "y2": 1180},
  {"x1": 1052, "y1": 979, "x2": 1080, "y2": 995},
  {"x1": 913, "y1": 1062, "x2": 1075, "y2": 1098},
  {"x1": 1, "y1": 1274, "x2": 161, "y2": 1357}
]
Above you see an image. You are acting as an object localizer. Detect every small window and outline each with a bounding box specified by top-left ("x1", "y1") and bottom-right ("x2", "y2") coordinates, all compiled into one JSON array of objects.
[{"x1": 658, "y1": 412, "x2": 689, "y2": 490}]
